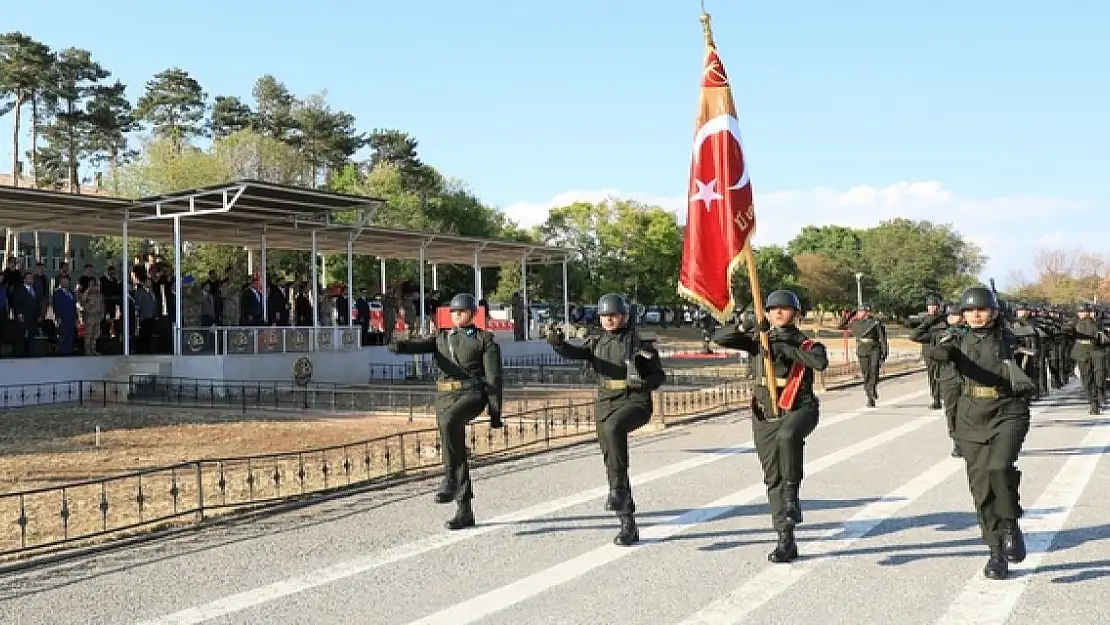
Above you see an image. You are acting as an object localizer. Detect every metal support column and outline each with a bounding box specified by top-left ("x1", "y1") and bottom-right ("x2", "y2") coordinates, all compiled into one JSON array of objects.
[
  {"x1": 260, "y1": 233, "x2": 268, "y2": 323},
  {"x1": 311, "y1": 231, "x2": 319, "y2": 332},
  {"x1": 122, "y1": 215, "x2": 130, "y2": 356},
  {"x1": 520, "y1": 254, "x2": 529, "y2": 340},
  {"x1": 246, "y1": 248, "x2": 253, "y2": 278},
  {"x1": 173, "y1": 216, "x2": 183, "y2": 355},
  {"x1": 431, "y1": 264, "x2": 438, "y2": 291},
  {"x1": 346, "y1": 236, "x2": 354, "y2": 326},
  {"x1": 562, "y1": 258, "x2": 570, "y2": 323},
  {"x1": 419, "y1": 243, "x2": 427, "y2": 333},
  {"x1": 473, "y1": 252, "x2": 482, "y2": 300},
  {"x1": 379, "y1": 258, "x2": 386, "y2": 293}
]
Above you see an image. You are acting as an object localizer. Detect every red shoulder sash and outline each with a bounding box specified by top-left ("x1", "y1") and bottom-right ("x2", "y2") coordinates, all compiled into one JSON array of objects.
[{"x1": 778, "y1": 339, "x2": 815, "y2": 411}]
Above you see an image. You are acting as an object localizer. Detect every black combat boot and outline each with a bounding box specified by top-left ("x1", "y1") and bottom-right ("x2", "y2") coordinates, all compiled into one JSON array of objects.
[
  {"x1": 444, "y1": 500, "x2": 475, "y2": 530},
  {"x1": 950, "y1": 443, "x2": 962, "y2": 458},
  {"x1": 613, "y1": 515, "x2": 639, "y2": 546},
  {"x1": 983, "y1": 546, "x2": 1008, "y2": 580},
  {"x1": 1090, "y1": 401, "x2": 1101, "y2": 416},
  {"x1": 783, "y1": 483, "x2": 803, "y2": 525},
  {"x1": 866, "y1": 397, "x2": 875, "y2": 408},
  {"x1": 434, "y1": 478, "x2": 455, "y2": 504},
  {"x1": 1001, "y1": 520, "x2": 1027, "y2": 563},
  {"x1": 767, "y1": 526, "x2": 798, "y2": 563},
  {"x1": 931, "y1": 400, "x2": 942, "y2": 410}
]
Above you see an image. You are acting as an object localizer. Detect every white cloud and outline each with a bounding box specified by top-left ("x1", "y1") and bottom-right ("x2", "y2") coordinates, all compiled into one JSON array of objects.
[{"x1": 500, "y1": 181, "x2": 1097, "y2": 289}]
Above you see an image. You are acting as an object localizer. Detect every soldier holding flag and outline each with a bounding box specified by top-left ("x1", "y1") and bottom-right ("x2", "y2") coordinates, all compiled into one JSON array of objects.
[
  {"x1": 711, "y1": 290, "x2": 829, "y2": 563},
  {"x1": 675, "y1": 9, "x2": 830, "y2": 563}
]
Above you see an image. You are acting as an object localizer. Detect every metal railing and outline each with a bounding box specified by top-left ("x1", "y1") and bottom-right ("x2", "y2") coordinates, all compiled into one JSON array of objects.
[{"x1": 0, "y1": 354, "x2": 923, "y2": 559}]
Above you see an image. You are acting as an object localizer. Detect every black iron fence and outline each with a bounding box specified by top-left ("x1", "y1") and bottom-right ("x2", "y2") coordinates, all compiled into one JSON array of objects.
[
  {"x1": 0, "y1": 354, "x2": 923, "y2": 559},
  {"x1": 0, "y1": 380, "x2": 754, "y2": 558},
  {"x1": 367, "y1": 354, "x2": 742, "y2": 385}
]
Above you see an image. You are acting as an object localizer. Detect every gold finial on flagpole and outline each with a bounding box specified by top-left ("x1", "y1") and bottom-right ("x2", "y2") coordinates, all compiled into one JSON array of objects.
[{"x1": 699, "y1": 1, "x2": 715, "y2": 47}]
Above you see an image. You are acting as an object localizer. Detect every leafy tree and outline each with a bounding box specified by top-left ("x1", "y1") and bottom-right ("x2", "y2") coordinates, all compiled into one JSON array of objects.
[
  {"x1": 795, "y1": 252, "x2": 854, "y2": 314},
  {"x1": 250, "y1": 75, "x2": 298, "y2": 142},
  {"x1": 40, "y1": 47, "x2": 109, "y2": 192},
  {"x1": 213, "y1": 129, "x2": 306, "y2": 185},
  {"x1": 135, "y1": 67, "x2": 207, "y2": 150},
  {"x1": 860, "y1": 218, "x2": 984, "y2": 315},
  {"x1": 208, "y1": 95, "x2": 253, "y2": 139},
  {"x1": 365, "y1": 128, "x2": 437, "y2": 191},
  {"x1": 534, "y1": 199, "x2": 680, "y2": 307},
  {"x1": 0, "y1": 32, "x2": 53, "y2": 185},
  {"x1": 85, "y1": 80, "x2": 138, "y2": 194},
  {"x1": 293, "y1": 92, "x2": 365, "y2": 187},
  {"x1": 786, "y1": 225, "x2": 865, "y2": 273},
  {"x1": 728, "y1": 245, "x2": 806, "y2": 311}
]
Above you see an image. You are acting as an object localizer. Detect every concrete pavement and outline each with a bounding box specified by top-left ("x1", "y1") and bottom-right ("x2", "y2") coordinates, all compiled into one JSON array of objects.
[{"x1": 3, "y1": 374, "x2": 1109, "y2": 625}]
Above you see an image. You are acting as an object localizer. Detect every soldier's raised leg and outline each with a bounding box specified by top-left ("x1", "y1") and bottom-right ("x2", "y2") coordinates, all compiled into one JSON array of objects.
[
  {"x1": 597, "y1": 405, "x2": 651, "y2": 546},
  {"x1": 436, "y1": 394, "x2": 486, "y2": 529},
  {"x1": 754, "y1": 405, "x2": 818, "y2": 563}
]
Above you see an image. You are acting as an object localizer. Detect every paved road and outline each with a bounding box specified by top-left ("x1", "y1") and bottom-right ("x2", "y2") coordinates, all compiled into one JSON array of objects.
[{"x1": 4, "y1": 374, "x2": 1109, "y2": 625}]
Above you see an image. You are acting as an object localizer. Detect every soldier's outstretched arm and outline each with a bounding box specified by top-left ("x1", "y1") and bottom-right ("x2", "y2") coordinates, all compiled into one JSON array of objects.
[
  {"x1": 711, "y1": 324, "x2": 759, "y2": 353},
  {"x1": 547, "y1": 328, "x2": 593, "y2": 360},
  {"x1": 634, "y1": 343, "x2": 667, "y2": 391},
  {"x1": 777, "y1": 338, "x2": 829, "y2": 372},
  {"x1": 879, "y1": 323, "x2": 890, "y2": 360},
  {"x1": 908, "y1": 317, "x2": 934, "y2": 343},
  {"x1": 482, "y1": 334, "x2": 504, "y2": 425},
  {"x1": 386, "y1": 336, "x2": 437, "y2": 355}
]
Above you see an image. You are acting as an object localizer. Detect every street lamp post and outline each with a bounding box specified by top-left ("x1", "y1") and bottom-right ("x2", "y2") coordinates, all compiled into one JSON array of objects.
[{"x1": 855, "y1": 273, "x2": 864, "y2": 308}]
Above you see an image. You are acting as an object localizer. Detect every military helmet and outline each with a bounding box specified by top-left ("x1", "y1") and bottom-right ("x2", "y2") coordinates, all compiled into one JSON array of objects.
[
  {"x1": 597, "y1": 293, "x2": 628, "y2": 315},
  {"x1": 1014, "y1": 301, "x2": 1030, "y2": 311},
  {"x1": 944, "y1": 302, "x2": 961, "y2": 316},
  {"x1": 958, "y1": 286, "x2": 998, "y2": 311},
  {"x1": 1078, "y1": 302, "x2": 1093, "y2": 313},
  {"x1": 925, "y1": 296, "x2": 941, "y2": 306},
  {"x1": 448, "y1": 293, "x2": 478, "y2": 311},
  {"x1": 765, "y1": 289, "x2": 801, "y2": 311}
]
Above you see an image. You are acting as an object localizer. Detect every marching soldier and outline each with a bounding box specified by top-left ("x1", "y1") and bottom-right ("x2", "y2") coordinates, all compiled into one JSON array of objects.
[
  {"x1": 712, "y1": 289, "x2": 829, "y2": 564},
  {"x1": 1069, "y1": 303, "x2": 1106, "y2": 415},
  {"x1": 839, "y1": 304, "x2": 888, "y2": 407},
  {"x1": 387, "y1": 293, "x2": 503, "y2": 530},
  {"x1": 547, "y1": 292, "x2": 666, "y2": 547},
  {"x1": 1009, "y1": 303, "x2": 1045, "y2": 400},
  {"x1": 932, "y1": 303, "x2": 964, "y2": 457},
  {"x1": 1049, "y1": 308, "x2": 1072, "y2": 388},
  {"x1": 926, "y1": 286, "x2": 1033, "y2": 580},
  {"x1": 910, "y1": 296, "x2": 947, "y2": 409}
]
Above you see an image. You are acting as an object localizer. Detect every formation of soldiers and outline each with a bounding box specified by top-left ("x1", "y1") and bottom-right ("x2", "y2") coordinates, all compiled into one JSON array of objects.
[{"x1": 392, "y1": 283, "x2": 1110, "y2": 584}]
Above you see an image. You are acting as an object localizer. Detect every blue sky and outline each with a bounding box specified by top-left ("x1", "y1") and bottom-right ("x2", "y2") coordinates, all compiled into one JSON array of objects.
[{"x1": 5, "y1": 0, "x2": 1107, "y2": 287}]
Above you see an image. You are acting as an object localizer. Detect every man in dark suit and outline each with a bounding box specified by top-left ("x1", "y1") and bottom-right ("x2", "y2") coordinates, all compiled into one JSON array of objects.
[
  {"x1": 240, "y1": 277, "x2": 265, "y2": 325},
  {"x1": 14, "y1": 272, "x2": 42, "y2": 356},
  {"x1": 52, "y1": 275, "x2": 78, "y2": 355}
]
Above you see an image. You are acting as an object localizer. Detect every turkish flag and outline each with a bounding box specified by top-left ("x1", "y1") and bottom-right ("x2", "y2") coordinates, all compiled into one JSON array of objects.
[{"x1": 677, "y1": 35, "x2": 756, "y2": 322}]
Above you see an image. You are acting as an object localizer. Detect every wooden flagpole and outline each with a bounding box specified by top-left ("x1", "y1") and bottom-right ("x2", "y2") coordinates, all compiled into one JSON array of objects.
[{"x1": 743, "y1": 244, "x2": 781, "y2": 417}]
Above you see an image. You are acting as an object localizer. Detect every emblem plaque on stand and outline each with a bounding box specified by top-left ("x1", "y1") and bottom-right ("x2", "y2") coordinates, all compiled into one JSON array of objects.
[{"x1": 292, "y1": 356, "x2": 314, "y2": 386}]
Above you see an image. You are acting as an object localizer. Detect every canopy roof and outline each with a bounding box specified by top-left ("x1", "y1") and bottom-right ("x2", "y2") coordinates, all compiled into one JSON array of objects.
[{"x1": 0, "y1": 180, "x2": 571, "y2": 266}]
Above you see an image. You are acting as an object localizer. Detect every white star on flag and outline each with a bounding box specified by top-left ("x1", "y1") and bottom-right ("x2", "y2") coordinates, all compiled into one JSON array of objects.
[{"x1": 689, "y1": 178, "x2": 723, "y2": 210}]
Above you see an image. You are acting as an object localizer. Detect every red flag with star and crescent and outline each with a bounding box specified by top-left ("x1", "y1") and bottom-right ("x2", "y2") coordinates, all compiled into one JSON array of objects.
[{"x1": 677, "y1": 29, "x2": 756, "y2": 322}]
